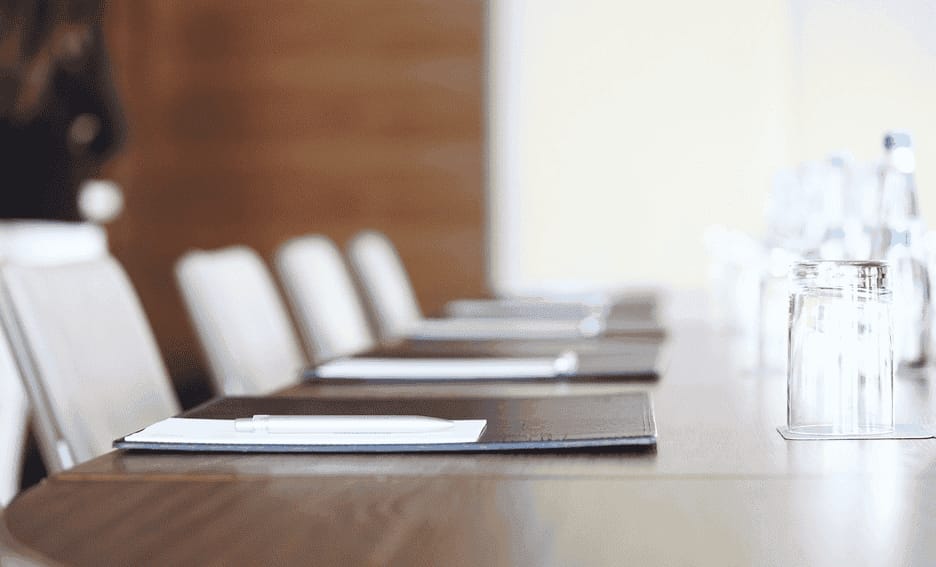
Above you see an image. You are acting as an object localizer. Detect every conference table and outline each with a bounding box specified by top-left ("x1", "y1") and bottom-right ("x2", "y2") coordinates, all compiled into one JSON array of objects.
[{"x1": 5, "y1": 320, "x2": 936, "y2": 565}]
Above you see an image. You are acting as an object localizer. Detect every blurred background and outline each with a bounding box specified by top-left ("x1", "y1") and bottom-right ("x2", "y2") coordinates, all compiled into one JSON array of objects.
[
  {"x1": 489, "y1": 0, "x2": 936, "y2": 294},
  {"x1": 99, "y1": 1, "x2": 486, "y2": 397},
  {"x1": 7, "y1": 0, "x2": 936, "y2": 397}
]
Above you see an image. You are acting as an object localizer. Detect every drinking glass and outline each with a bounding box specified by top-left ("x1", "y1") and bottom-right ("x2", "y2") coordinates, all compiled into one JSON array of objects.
[{"x1": 787, "y1": 261, "x2": 893, "y2": 435}]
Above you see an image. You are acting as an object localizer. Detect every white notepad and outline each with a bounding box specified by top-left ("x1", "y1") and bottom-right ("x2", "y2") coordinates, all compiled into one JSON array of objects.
[
  {"x1": 125, "y1": 417, "x2": 488, "y2": 445},
  {"x1": 315, "y1": 352, "x2": 578, "y2": 380},
  {"x1": 406, "y1": 317, "x2": 602, "y2": 341}
]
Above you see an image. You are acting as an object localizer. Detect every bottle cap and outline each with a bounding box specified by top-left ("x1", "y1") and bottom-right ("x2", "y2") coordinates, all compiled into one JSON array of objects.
[
  {"x1": 884, "y1": 131, "x2": 916, "y2": 173},
  {"x1": 884, "y1": 131, "x2": 913, "y2": 150}
]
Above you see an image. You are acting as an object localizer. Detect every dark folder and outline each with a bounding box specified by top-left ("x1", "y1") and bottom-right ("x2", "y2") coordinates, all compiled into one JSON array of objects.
[
  {"x1": 115, "y1": 392, "x2": 657, "y2": 453},
  {"x1": 305, "y1": 340, "x2": 667, "y2": 383}
]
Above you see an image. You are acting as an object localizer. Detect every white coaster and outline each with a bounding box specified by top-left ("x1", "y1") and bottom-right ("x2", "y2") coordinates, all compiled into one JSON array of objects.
[{"x1": 777, "y1": 424, "x2": 935, "y2": 440}]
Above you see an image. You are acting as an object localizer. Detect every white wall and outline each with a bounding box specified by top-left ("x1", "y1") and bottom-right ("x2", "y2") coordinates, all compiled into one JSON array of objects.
[{"x1": 488, "y1": 0, "x2": 936, "y2": 294}]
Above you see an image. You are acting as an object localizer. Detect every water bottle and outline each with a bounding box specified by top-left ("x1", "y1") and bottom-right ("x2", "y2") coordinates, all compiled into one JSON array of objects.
[{"x1": 872, "y1": 131, "x2": 930, "y2": 367}]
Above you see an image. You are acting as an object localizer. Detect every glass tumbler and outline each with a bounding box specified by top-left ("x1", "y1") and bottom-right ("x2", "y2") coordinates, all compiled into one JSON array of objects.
[{"x1": 787, "y1": 261, "x2": 894, "y2": 435}]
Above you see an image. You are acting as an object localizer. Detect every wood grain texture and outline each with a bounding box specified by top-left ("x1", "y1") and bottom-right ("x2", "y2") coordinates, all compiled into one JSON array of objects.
[
  {"x1": 9, "y1": 476, "x2": 936, "y2": 566},
  {"x1": 100, "y1": 0, "x2": 485, "y2": 389},
  {"x1": 8, "y1": 322, "x2": 936, "y2": 565},
  {"x1": 8, "y1": 477, "x2": 518, "y2": 567},
  {"x1": 0, "y1": 509, "x2": 60, "y2": 567}
]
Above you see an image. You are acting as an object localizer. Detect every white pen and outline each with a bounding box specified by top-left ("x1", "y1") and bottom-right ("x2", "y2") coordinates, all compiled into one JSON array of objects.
[{"x1": 233, "y1": 415, "x2": 455, "y2": 434}]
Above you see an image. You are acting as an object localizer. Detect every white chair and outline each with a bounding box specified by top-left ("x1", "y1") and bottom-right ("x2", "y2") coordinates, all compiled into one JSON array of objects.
[
  {"x1": 346, "y1": 230, "x2": 423, "y2": 340},
  {"x1": 176, "y1": 246, "x2": 307, "y2": 395},
  {"x1": 0, "y1": 221, "x2": 107, "y2": 266},
  {"x1": 275, "y1": 235, "x2": 375, "y2": 362},
  {"x1": 0, "y1": 329, "x2": 27, "y2": 507},
  {"x1": 347, "y1": 230, "x2": 601, "y2": 341},
  {"x1": 0, "y1": 257, "x2": 180, "y2": 472},
  {"x1": 0, "y1": 221, "x2": 110, "y2": 501}
]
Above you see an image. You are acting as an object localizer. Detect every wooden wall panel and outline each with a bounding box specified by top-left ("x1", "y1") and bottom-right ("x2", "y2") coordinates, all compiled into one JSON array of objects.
[{"x1": 102, "y1": 1, "x2": 485, "y2": 397}]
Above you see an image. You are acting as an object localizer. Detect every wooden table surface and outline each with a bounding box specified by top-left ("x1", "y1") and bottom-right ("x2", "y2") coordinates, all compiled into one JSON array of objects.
[{"x1": 6, "y1": 322, "x2": 936, "y2": 566}]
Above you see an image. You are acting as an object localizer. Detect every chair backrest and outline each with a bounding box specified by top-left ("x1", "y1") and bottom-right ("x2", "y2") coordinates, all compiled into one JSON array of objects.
[
  {"x1": 275, "y1": 235, "x2": 376, "y2": 362},
  {"x1": 0, "y1": 326, "x2": 27, "y2": 507},
  {"x1": 0, "y1": 221, "x2": 110, "y2": 496},
  {"x1": 0, "y1": 257, "x2": 180, "y2": 471},
  {"x1": 176, "y1": 246, "x2": 306, "y2": 395},
  {"x1": 346, "y1": 231, "x2": 423, "y2": 340},
  {"x1": 0, "y1": 221, "x2": 107, "y2": 265}
]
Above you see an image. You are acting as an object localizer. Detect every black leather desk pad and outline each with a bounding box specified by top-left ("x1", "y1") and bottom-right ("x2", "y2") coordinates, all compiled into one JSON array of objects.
[{"x1": 115, "y1": 392, "x2": 657, "y2": 453}]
